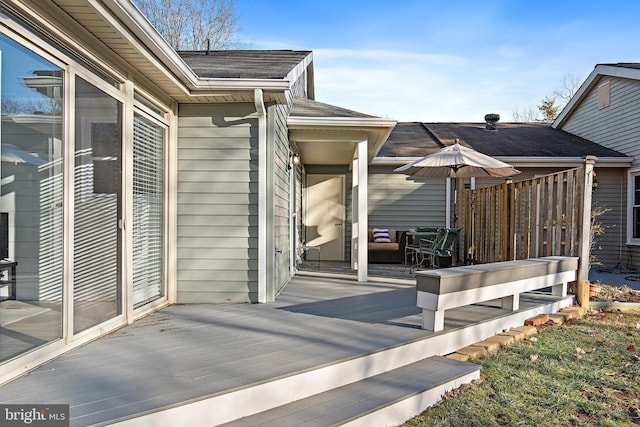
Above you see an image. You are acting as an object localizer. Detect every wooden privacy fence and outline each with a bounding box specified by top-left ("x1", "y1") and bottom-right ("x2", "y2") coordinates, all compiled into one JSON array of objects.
[{"x1": 463, "y1": 165, "x2": 591, "y2": 265}]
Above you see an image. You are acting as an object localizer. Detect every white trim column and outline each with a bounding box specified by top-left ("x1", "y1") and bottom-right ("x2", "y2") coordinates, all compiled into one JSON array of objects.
[
  {"x1": 255, "y1": 89, "x2": 267, "y2": 303},
  {"x1": 352, "y1": 140, "x2": 368, "y2": 282}
]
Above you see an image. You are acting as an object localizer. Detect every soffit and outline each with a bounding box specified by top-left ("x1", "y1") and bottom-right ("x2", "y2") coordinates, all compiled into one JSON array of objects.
[
  {"x1": 288, "y1": 97, "x2": 396, "y2": 166},
  {"x1": 17, "y1": 0, "x2": 292, "y2": 104}
]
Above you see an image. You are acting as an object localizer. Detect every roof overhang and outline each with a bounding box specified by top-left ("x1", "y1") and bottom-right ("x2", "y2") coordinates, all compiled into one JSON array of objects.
[
  {"x1": 11, "y1": 0, "x2": 309, "y2": 104},
  {"x1": 288, "y1": 117, "x2": 397, "y2": 166}
]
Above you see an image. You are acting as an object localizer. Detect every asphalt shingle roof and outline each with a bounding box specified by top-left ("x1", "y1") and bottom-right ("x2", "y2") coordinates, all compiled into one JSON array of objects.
[
  {"x1": 600, "y1": 62, "x2": 640, "y2": 70},
  {"x1": 290, "y1": 97, "x2": 377, "y2": 119},
  {"x1": 378, "y1": 122, "x2": 627, "y2": 159},
  {"x1": 178, "y1": 50, "x2": 311, "y2": 79}
]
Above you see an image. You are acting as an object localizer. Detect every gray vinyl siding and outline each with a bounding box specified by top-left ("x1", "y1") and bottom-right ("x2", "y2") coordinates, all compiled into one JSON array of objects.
[
  {"x1": 560, "y1": 76, "x2": 640, "y2": 269},
  {"x1": 290, "y1": 74, "x2": 307, "y2": 98},
  {"x1": 177, "y1": 103, "x2": 258, "y2": 303},
  {"x1": 563, "y1": 77, "x2": 640, "y2": 159},
  {"x1": 269, "y1": 102, "x2": 292, "y2": 298},
  {"x1": 368, "y1": 166, "x2": 447, "y2": 230},
  {"x1": 590, "y1": 168, "x2": 627, "y2": 268}
]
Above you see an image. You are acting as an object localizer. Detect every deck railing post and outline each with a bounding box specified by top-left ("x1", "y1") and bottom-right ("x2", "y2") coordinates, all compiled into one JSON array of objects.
[{"x1": 576, "y1": 156, "x2": 596, "y2": 307}]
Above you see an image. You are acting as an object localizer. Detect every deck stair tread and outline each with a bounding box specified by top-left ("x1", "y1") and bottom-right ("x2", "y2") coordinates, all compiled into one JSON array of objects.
[{"x1": 219, "y1": 356, "x2": 479, "y2": 427}]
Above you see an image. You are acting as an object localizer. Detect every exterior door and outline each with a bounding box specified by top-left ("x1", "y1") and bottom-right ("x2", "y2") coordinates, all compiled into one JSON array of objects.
[
  {"x1": 73, "y1": 76, "x2": 123, "y2": 333},
  {"x1": 306, "y1": 174, "x2": 345, "y2": 261}
]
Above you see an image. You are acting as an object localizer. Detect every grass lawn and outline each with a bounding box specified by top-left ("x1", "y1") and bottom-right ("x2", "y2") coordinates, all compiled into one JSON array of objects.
[{"x1": 404, "y1": 308, "x2": 640, "y2": 427}]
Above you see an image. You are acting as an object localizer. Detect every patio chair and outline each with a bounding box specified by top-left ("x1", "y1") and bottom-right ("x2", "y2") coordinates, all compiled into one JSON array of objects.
[
  {"x1": 430, "y1": 228, "x2": 460, "y2": 268},
  {"x1": 404, "y1": 229, "x2": 437, "y2": 272},
  {"x1": 418, "y1": 228, "x2": 449, "y2": 269}
]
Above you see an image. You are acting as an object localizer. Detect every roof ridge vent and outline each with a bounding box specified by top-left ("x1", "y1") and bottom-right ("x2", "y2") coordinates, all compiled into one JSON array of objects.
[{"x1": 484, "y1": 113, "x2": 500, "y2": 131}]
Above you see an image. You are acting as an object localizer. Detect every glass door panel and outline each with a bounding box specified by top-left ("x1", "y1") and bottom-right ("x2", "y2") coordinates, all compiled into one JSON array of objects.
[
  {"x1": 0, "y1": 34, "x2": 64, "y2": 362},
  {"x1": 73, "y1": 77, "x2": 122, "y2": 334}
]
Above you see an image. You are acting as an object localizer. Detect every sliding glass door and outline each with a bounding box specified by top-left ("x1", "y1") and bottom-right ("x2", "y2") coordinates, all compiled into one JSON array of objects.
[
  {"x1": 0, "y1": 33, "x2": 64, "y2": 363},
  {"x1": 73, "y1": 77, "x2": 123, "y2": 334}
]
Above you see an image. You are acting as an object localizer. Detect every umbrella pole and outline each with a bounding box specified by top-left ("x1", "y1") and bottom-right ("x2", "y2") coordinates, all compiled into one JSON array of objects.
[{"x1": 445, "y1": 178, "x2": 451, "y2": 228}]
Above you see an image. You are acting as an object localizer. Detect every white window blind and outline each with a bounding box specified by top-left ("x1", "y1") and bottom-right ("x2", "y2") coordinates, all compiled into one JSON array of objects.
[{"x1": 132, "y1": 114, "x2": 164, "y2": 308}]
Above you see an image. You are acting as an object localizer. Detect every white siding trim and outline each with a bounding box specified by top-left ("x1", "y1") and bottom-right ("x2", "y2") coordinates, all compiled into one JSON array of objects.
[
  {"x1": 627, "y1": 171, "x2": 640, "y2": 246},
  {"x1": 255, "y1": 89, "x2": 267, "y2": 303},
  {"x1": 357, "y1": 140, "x2": 368, "y2": 282}
]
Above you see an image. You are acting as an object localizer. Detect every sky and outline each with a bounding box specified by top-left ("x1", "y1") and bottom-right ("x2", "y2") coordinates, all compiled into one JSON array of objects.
[{"x1": 233, "y1": 0, "x2": 640, "y2": 122}]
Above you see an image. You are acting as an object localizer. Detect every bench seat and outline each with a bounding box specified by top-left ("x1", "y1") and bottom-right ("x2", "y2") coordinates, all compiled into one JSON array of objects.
[{"x1": 415, "y1": 256, "x2": 578, "y2": 332}]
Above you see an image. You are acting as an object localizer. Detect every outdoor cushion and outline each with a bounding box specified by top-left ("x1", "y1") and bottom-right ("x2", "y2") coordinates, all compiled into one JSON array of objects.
[
  {"x1": 368, "y1": 228, "x2": 397, "y2": 243},
  {"x1": 373, "y1": 228, "x2": 391, "y2": 243},
  {"x1": 368, "y1": 242, "x2": 399, "y2": 251}
]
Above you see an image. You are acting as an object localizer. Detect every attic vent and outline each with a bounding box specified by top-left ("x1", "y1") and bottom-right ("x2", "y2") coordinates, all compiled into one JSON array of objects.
[
  {"x1": 484, "y1": 113, "x2": 500, "y2": 131},
  {"x1": 598, "y1": 81, "x2": 610, "y2": 109}
]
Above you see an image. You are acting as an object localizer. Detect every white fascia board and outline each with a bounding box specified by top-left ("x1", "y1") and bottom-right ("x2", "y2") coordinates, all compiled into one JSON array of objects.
[
  {"x1": 368, "y1": 125, "x2": 396, "y2": 163},
  {"x1": 191, "y1": 78, "x2": 292, "y2": 91},
  {"x1": 372, "y1": 157, "x2": 422, "y2": 166},
  {"x1": 288, "y1": 116, "x2": 397, "y2": 129},
  {"x1": 284, "y1": 52, "x2": 313, "y2": 88},
  {"x1": 554, "y1": 64, "x2": 640, "y2": 128},
  {"x1": 97, "y1": 0, "x2": 196, "y2": 91}
]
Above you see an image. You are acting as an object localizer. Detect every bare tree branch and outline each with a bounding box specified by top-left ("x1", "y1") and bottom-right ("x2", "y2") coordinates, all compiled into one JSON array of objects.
[
  {"x1": 552, "y1": 73, "x2": 582, "y2": 105},
  {"x1": 134, "y1": 0, "x2": 239, "y2": 50}
]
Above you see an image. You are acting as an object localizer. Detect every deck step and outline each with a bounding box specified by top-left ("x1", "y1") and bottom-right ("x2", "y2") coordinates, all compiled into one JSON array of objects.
[{"x1": 219, "y1": 356, "x2": 480, "y2": 427}]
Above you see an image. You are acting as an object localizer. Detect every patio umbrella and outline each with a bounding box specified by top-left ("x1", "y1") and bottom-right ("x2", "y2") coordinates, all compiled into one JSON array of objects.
[
  {"x1": 394, "y1": 142, "x2": 521, "y2": 244},
  {"x1": 393, "y1": 142, "x2": 521, "y2": 178}
]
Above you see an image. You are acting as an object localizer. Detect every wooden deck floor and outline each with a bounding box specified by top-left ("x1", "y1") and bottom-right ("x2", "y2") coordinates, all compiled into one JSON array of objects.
[{"x1": 0, "y1": 272, "x2": 569, "y2": 426}]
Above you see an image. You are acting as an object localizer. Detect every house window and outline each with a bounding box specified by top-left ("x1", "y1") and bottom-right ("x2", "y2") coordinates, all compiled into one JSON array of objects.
[
  {"x1": 634, "y1": 175, "x2": 640, "y2": 239},
  {"x1": 598, "y1": 81, "x2": 610, "y2": 109}
]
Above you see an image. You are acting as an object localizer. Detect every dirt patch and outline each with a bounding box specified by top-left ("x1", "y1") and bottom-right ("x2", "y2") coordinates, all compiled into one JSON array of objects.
[{"x1": 592, "y1": 283, "x2": 640, "y2": 303}]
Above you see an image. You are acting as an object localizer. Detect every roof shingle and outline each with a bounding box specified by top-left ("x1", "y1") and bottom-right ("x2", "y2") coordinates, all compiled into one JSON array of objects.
[
  {"x1": 178, "y1": 50, "x2": 311, "y2": 79},
  {"x1": 290, "y1": 97, "x2": 377, "y2": 119},
  {"x1": 379, "y1": 122, "x2": 627, "y2": 159}
]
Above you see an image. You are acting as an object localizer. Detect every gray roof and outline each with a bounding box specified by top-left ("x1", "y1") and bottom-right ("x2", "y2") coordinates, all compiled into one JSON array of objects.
[
  {"x1": 178, "y1": 50, "x2": 311, "y2": 79},
  {"x1": 378, "y1": 122, "x2": 627, "y2": 158},
  {"x1": 600, "y1": 62, "x2": 640, "y2": 70},
  {"x1": 290, "y1": 97, "x2": 377, "y2": 119}
]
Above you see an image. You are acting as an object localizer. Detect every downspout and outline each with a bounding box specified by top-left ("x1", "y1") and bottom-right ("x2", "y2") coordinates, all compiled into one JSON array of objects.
[{"x1": 255, "y1": 89, "x2": 267, "y2": 303}]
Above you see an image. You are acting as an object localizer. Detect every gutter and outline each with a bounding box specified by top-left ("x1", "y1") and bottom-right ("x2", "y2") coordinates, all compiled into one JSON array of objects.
[
  {"x1": 255, "y1": 89, "x2": 267, "y2": 303},
  {"x1": 287, "y1": 116, "x2": 397, "y2": 129},
  {"x1": 373, "y1": 156, "x2": 634, "y2": 168}
]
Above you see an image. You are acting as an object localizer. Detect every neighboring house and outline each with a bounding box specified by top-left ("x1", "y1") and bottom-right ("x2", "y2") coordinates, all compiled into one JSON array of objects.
[
  {"x1": 0, "y1": 0, "x2": 395, "y2": 384},
  {"x1": 553, "y1": 63, "x2": 640, "y2": 270},
  {"x1": 372, "y1": 120, "x2": 632, "y2": 266}
]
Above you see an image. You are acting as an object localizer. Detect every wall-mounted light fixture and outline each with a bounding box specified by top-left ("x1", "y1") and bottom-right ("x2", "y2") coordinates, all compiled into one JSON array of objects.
[{"x1": 288, "y1": 152, "x2": 300, "y2": 170}]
